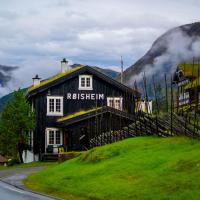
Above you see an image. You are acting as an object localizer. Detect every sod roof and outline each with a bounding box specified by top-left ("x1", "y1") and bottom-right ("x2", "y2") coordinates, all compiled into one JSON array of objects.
[
  {"x1": 27, "y1": 65, "x2": 140, "y2": 98},
  {"x1": 179, "y1": 62, "x2": 200, "y2": 77},
  {"x1": 184, "y1": 76, "x2": 200, "y2": 89},
  {"x1": 57, "y1": 106, "x2": 135, "y2": 127},
  {"x1": 57, "y1": 107, "x2": 102, "y2": 123},
  {"x1": 28, "y1": 66, "x2": 83, "y2": 93}
]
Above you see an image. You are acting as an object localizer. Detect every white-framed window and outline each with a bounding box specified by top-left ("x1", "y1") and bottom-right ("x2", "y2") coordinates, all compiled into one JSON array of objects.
[
  {"x1": 107, "y1": 97, "x2": 123, "y2": 110},
  {"x1": 79, "y1": 75, "x2": 93, "y2": 90},
  {"x1": 46, "y1": 128, "x2": 63, "y2": 146},
  {"x1": 179, "y1": 92, "x2": 189, "y2": 106},
  {"x1": 47, "y1": 96, "x2": 63, "y2": 116}
]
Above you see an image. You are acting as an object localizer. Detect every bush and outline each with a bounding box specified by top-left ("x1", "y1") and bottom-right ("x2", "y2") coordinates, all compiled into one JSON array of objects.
[{"x1": 7, "y1": 158, "x2": 20, "y2": 166}]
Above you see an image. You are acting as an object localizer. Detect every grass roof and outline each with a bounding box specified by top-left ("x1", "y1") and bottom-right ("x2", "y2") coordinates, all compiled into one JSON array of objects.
[
  {"x1": 28, "y1": 66, "x2": 83, "y2": 93},
  {"x1": 184, "y1": 76, "x2": 200, "y2": 89},
  {"x1": 57, "y1": 107, "x2": 102, "y2": 123},
  {"x1": 179, "y1": 62, "x2": 200, "y2": 77}
]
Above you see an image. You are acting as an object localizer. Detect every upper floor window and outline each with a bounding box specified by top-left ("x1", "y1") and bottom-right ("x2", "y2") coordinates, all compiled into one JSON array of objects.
[
  {"x1": 179, "y1": 92, "x2": 189, "y2": 106},
  {"x1": 79, "y1": 75, "x2": 93, "y2": 90},
  {"x1": 107, "y1": 97, "x2": 123, "y2": 110},
  {"x1": 47, "y1": 96, "x2": 63, "y2": 116}
]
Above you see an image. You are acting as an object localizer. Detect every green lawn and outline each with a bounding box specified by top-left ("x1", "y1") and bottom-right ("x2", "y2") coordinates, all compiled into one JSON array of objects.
[
  {"x1": 24, "y1": 136, "x2": 200, "y2": 200},
  {"x1": 0, "y1": 162, "x2": 57, "y2": 171}
]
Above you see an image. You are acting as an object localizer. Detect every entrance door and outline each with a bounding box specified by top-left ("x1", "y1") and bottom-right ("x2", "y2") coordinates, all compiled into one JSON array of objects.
[{"x1": 46, "y1": 128, "x2": 63, "y2": 153}]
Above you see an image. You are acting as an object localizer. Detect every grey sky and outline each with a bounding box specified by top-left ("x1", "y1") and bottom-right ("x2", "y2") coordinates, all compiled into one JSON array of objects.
[{"x1": 0, "y1": 0, "x2": 200, "y2": 95}]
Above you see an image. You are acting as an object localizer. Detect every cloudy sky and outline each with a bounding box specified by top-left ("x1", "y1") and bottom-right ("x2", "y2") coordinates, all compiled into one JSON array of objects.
[{"x1": 0, "y1": 0, "x2": 200, "y2": 95}]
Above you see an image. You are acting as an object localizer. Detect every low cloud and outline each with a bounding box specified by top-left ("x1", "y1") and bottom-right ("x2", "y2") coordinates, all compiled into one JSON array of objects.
[
  {"x1": 130, "y1": 26, "x2": 200, "y2": 85},
  {"x1": 1, "y1": 0, "x2": 200, "y2": 96}
]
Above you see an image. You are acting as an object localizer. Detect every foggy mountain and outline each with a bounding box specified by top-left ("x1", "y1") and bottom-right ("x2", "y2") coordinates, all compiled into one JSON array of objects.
[{"x1": 120, "y1": 22, "x2": 200, "y2": 86}]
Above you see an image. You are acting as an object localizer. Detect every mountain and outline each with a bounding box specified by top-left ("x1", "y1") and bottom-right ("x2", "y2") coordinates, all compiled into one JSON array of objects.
[
  {"x1": 120, "y1": 22, "x2": 200, "y2": 85},
  {"x1": 71, "y1": 64, "x2": 120, "y2": 78},
  {"x1": 0, "y1": 88, "x2": 27, "y2": 112},
  {"x1": 94, "y1": 66, "x2": 120, "y2": 78}
]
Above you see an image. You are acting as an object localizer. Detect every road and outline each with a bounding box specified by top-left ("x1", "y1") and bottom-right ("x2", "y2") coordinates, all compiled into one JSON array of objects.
[
  {"x1": 0, "y1": 181, "x2": 53, "y2": 200},
  {"x1": 0, "y1": 167, "x2": 55, "y2": 200}
]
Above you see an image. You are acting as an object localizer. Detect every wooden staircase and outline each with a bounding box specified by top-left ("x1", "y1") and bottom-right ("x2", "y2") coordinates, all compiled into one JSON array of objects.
[
  {"x1": 41, "y1": 153, "x2": 58, "y2": 161},
  {"x1": 89, "y1": 112, "x2": 196, "y2": 148}
]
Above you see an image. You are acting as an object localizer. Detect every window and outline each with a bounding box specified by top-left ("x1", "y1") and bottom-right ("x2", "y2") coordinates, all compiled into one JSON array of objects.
[
  {"x1": 49, "y1": 130, "x2": 54, "y2": 144},
  {"x1": 56, "y1": 130, "x2": 61, "y2": 144},
  {"x1": 46, "y1": 128, "x2": 62, "y2": 146},
  {"x1": 107, "y1": 97, "x2": 123, "y2": 110},
  {"x1": 79, "y1": 75, "x2": 93, "y2": 90},
  {"x1": 47, "y1": 96, "x2": 63, "y2": 116},
  {"x1": 179, "y1": 92, "x2": 189, "y2": 106}
]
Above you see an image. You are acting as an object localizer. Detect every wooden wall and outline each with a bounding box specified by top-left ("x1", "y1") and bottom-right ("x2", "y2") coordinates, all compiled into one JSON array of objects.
[{"x1": 30, "y1": 72, "x2": 136, "y2": 154}]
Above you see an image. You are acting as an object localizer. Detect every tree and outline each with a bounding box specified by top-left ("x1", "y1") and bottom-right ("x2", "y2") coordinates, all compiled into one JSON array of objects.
[{"x1": 0, "y1": 90, "x2": 35, "y2": 163}]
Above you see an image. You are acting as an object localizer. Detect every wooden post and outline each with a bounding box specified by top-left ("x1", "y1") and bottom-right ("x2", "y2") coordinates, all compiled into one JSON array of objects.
[
  {"x1": 165, "y1": 74, "x2": 168, "y2": 113},
  {"x1": 153, "y1": 75, "x2": 159, "y2": 135},
  {"x1": 170, "y1": 75, "x2": 173, "y2": 135}
]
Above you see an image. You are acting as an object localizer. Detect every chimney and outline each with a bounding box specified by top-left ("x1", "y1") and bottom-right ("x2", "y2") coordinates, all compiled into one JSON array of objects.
[
  {"x1": 61, "y1": 58, "x2": 71, "y2": 73},
  {"x1": 32, "y1": 74, "x2": 41, "y2": 86}
]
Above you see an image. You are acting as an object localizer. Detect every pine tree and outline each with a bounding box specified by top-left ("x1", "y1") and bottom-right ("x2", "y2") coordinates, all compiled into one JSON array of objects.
[{"x1": 0, "y1": 90, "x2": 35, "y2": 163}]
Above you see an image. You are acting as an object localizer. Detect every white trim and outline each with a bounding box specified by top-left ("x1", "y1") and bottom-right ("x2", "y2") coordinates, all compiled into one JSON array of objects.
[
  {"x1": 107, "y1": 97, "x2": 123, "y2": 110},
  {"x1": 179, "y1": 92, "x2": 189, "y2": 106},
  {"x1": 28, "y1": 130, "x2": 34, "y2": 150},
  {"x1": 47, "y1": 96, "x2": 63, "y2": 116},
  {"x1": 78, "y1": 75, "x2": 93, "y2": 90},
  {"x1": 45, "y1": 128, "x2": 63, "y2": 153}
]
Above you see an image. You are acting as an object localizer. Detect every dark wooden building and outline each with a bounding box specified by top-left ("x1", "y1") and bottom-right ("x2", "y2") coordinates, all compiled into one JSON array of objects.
[
  {"x1": 174, "y1": 62, "x2": 200, "y2": 110},
  {"x1": 26, "y1": 59, "x2": 140, "y2": 161}
]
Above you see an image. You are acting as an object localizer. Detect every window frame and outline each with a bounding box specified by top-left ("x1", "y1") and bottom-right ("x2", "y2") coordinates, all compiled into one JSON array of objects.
[
  {"x1": 47, "y1": 96, "x2": 63, "y2": 116},
  {"x1": 46, "y1": 128, "x2": 63, "y2": 147},
  {"x1": 107, "y1": 97, "x2": 123, "y2": 111},
  {"x1": 78, "y1": 75, "x2": 93, "y2": 90},
  {"x1": 179, "y1": 92, "x2": 189, "y2": 105}
]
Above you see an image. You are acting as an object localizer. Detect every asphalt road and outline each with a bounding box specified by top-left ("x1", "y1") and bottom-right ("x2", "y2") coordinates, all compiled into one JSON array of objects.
[{"x1": 0, "y1": 181, "x2": 54, "y2": 200}]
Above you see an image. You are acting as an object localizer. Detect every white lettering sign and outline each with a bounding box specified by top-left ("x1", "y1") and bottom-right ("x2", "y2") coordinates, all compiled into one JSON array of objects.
[{"x1": 66, "y1": 93, "x2": 105, "y2": 100}]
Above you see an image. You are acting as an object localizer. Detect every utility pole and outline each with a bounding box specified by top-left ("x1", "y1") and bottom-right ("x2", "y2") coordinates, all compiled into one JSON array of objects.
[{"x1": 121, "y1": 56, "x2": 124, "y2": 84}]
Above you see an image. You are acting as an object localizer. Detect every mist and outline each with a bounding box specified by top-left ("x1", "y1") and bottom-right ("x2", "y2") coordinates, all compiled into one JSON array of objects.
[
  {"x1": 0, "y1": 65, "x2": 18, "y2": 96},
  {"x1": 130, "y1": 26, "x2": 200, "y2": 86}
]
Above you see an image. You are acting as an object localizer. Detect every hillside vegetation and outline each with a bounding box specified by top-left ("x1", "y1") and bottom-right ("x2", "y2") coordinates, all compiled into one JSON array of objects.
[
  {"x1": 0, "y1": 88, "x2": 27, "y2": 112},
  {"x1": 25, "y1": 136, "x2": 200, "y2": 200}
]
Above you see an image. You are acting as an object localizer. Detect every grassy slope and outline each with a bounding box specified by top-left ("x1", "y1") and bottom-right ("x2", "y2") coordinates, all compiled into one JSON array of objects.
[
  {"x1": 0, "y1": 162, "x2": 57, "y2": 171},
  {"x1": 25, "y1": 136, "x2": 200, "y2": 200}
]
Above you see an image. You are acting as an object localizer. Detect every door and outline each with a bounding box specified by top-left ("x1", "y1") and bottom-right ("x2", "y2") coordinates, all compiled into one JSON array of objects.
[{"x1": 46, "y1": 128, "x2": 63, "y2": 153}]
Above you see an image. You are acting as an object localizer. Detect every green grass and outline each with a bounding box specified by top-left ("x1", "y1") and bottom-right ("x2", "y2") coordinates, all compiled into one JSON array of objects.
[
  {"x1": 179, "y1": 62, "x2": 200, "y2": 77},
  {"x1": 0, "y1": 162, "x2": 57, "y2": 171},
  {"x1": 28, "y1": 66, "x2": 82, "y2": 92},
  {"x1": 25, "y1": 136, "x2": 200, "y2": 200},
  {"x1": 57, "y1": 107, "x2": 102, "y2": 122}
]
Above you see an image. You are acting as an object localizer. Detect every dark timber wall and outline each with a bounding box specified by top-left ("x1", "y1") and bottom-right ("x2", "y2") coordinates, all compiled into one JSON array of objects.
[{"x1": 29, "y1": 71, "x2": 136, "y2": 154}]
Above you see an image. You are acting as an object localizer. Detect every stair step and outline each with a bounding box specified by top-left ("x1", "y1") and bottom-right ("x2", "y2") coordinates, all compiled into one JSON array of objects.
[{"x1": 42, "y1": 154, "x2": 58, "y2": 161}]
